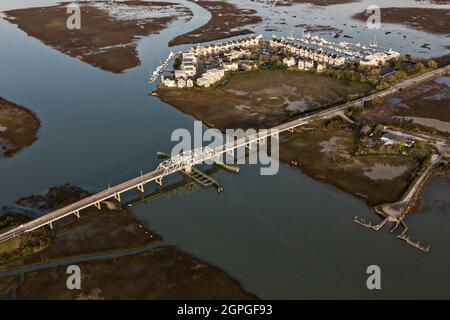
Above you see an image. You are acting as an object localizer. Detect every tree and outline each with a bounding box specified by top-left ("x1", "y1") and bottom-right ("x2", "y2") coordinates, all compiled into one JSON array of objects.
[
  {"x1": 415, "y1": 62, "x2": 426, "y2": 73},
  {"x1": 370, "y1": 68, "x2": 380, "y2": 76},
  {"x1": 426, "y1": 59, "x2": 438, "y2": 69},
  {"x1": 376, "y1": 81, "x2": 390, "y2": 91},
  {"x1": 395, "y1": 70, "x2": 407, "y2": 81},
  {"x1": 310, "y1": 102, "x2": 322, "y2": 110},
  {"x1": 394, "y1": 60, "x2": 403, "y2": 71}
]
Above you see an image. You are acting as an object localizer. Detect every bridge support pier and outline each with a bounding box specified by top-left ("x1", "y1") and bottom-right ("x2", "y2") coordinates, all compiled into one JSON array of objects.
[
  {"x1": 74, "y1": 211, "x2": 80, "y2": 219},
  {"x1": 49, "y1": 222, "x2": 53, "y2": 230},
  {"x1": 184, "y1": 166, "x2": 192, "y2": 174},
  {"x1": 114, "y1": 193, "x2": 121, "y2": 202},
  {"x1": 156, "y1": 177, "x2": 162, "y2": 187},
  {"x1": 288, "y1": 128, "x2": 294, "y2": 133},
  {"x1": 137, "y1": 184, "x2": 145, "y2": 193},
  {"x1": 95, "y1": 202, "x2": 101, "y2": 210}
]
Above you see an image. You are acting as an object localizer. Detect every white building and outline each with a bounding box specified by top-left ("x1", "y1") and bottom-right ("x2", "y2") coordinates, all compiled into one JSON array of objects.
[
  {"x1": 161, "y1": 76, "x2": 176, "y2": 88},
  {"x1": 174, "y1": 69, "x2": 186, "y2": 78},
  {"x1": 316, "y1": 63, "x2": 326, "y2": 72},
  {"x1": 240, "y1": 60, "x2": 258, "y2": 71},
  {"x1": 298, "y1": 60, "x2": 305, "y2": 70},
  {"x1": 177, "y1": 78, "x2": 186, "y2": 88},
  {"x1": 283, "y1": 57, "x2": 296, "y2": 67},
  {"x1": 304, "y1": 60, "x2": 314, "y2": 70},
  {"x1": 225, "y1": 49, "x2": 243, "y2": 60},
  {"x1": 223, "y1": 61, "x2": 239, "y2": 71},
  {"x1": 191, "y1": 35, "x2": 263, "y2": 57},
  {"x1": 360, "y1": 49, "x2": 400, "y2": 67},
  {"x1": 271, "y1": 35, "x2": 348, "y2": 67},
  {"x1": 333, "y1": 56, "x2": 345, "y2": 66},
  {"x1": 196, "y1": 68, "x2": 225, "y2": 87},
  {"x1": 196, "y1": 77, "x2": 210, "y2": 87},
  {"x1": 182, "y1": 63, "x2": 196, "y2": 77},
  {"x1": 182, "y1": 52, "x2": 197, "y2": 63}
]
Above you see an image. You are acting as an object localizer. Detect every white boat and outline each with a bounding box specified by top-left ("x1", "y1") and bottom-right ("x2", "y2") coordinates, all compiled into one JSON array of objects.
[{"x1": 287, "y1": 29, "x2": 295, "y2": 42}]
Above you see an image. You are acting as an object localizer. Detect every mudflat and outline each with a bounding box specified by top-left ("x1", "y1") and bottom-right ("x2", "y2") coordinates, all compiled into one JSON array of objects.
[
  {"x1": 156, "y1": 69, "x2": 371, "y2": 130},
  {"x1": 0, "y1": 98, "x2": 40, "y2": 158},
  {"x1": 279, "y1": 125, "x2": 419, "y2": 206},
  {"x1": 0, "y1": 184, "x2": 256, "y2": 299},
  {"x1": 0, "y1": 246, "x2": 256, "y2": 299},
  {"x1": 4, "y1": 1, "x2": 192, "y2": 73},
  {"x1": 352, "y1": 7, "x2": 450, "y2": 36}
]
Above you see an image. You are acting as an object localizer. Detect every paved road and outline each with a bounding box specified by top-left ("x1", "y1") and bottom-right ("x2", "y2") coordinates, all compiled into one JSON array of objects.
[{"x1": 0, "y1": 65, "x2": 448, "y2": 244}]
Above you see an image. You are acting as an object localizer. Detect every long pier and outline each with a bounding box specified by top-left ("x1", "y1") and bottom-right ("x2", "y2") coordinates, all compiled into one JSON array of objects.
[{"x1": 0, "y1": 66, "x2": 448, "y2": 244}]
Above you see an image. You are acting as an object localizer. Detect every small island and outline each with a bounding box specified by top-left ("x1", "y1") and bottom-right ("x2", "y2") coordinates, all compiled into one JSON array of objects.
[
  {"x1": 0, "y1": 98, "x2": 40, "y2": 158},
  {"x1": 4, "y1": 1, "x2": 193, "y2": 73}
]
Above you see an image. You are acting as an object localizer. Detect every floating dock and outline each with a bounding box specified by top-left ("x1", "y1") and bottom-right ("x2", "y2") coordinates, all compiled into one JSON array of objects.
[{"x1": 148, "y1": 51, "x2": 178, "y2": 84}]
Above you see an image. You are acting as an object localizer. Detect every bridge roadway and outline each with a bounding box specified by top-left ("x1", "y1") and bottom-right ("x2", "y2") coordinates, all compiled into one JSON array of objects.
[{"x1": 0, "y1": 65, "x2": 448, "y2": 244}]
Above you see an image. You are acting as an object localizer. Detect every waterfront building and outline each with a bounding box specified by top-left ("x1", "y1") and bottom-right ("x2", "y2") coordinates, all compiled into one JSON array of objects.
[
  {"x1": 196, "y1": 68, "x2": 225, "y2": 87},
  {"x1": 190, "y1": 35, "x2": 263, "y2": 57},
  {"x1": 360, "y1": 49, "x2": 400, "y2": 67},
  {"x1": 283, "y1": 57, "x2": 296, "y2": 67},
  {"x1": 182, "y1": 63, "x2": 196, "y2": 77},
  {"x1": 223, "y1": 61, "x2": 239, "y2": 71},
  {"x1": 177, "y1": 78, "x2": 186, "y2": 88},
  {"x1": 298, "y1": 60, "x2": 305, "y2": 70},
  {"x1": 174, "y1": 69, "x2": 187, "y2": 78},
  {"x1": 225, "y1": 49, "x2": 243, "y2": 60},
  {"x1": 304, "y1": 60, "x2": 314, "y2": 70},
  {"x1": 240, "y1": 60, "x2": 258, "y2": 71},
  {"x1": 161, "y1": 76, "x2": 176, "y2": 87},
  {"x1": 317, "y1": 63, "x2": 326, "y2": 73}
]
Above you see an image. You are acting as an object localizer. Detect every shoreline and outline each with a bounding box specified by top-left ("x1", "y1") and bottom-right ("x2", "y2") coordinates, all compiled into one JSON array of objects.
[
  {"x1": 0, "y1": 97, "x2": 41, "y2": 158},
  {"x1": 0, "y1": 184, "x2": 257, "y2": 299},
  {"x1": 4, "y1": 1, "x2": 193, "y2": 73},
  {"x1": 169, "y1": 0, "x2": 262, "y2": 47},
  {"x1": 352, "y1": 7, "x2": 450, "y2": 36}
]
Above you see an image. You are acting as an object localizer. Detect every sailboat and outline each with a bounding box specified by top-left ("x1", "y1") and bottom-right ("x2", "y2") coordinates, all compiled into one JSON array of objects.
[
  {"x1": 287, "y1": 29, "x2": 295, "y2": 42},
  {"x1": 369, "y1": 36, "x2": 378, "y2": 48}
]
